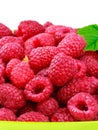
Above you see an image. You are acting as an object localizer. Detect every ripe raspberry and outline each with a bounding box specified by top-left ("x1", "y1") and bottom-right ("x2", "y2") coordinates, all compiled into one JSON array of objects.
[
  {"x1": 51, "y1": 108, "x2": 74, "y2": 122},
  {"x1": 45, "y1": 25, "x2": 77, "y2": 43},
  {"x1": 0, "y1": 83, "x2": 26, "y2": 110},
  {"x1": 24, "y1": 76, "x2": 53, "y2": 102},
  {"x1": 68, "y1": 92, "x2": 98, "y2": 121},
  {"x1": 0, "y1": 77, "x2": 5, "y2": 84},
  {"x1": 0, "y1": 59, "x2": 5, "y2": 77},
  {"x1": 0, "y1": 108, "x2": 16, "y2": 121},
  {"x1": 6, "y1": 58, "x2": 21, "y2": 77},
  {"x1": 0, "y1": 42, "x2": 24, "y2": 63},
  {"x1": 10, "y1": 61, "x2": 34, "y2": 89},
  {"x1": 17, "y1": 111, "x2": 49, "y2": 122},
  {"x1": 29, "y1": 46, "x2": 59, "y2": 73},
  {"x1": 48, "y1": 52, "x2": 86, "y2": 87},
  {"x1": 36, "y1": 68, "x2": 49, "y2": 77},
  {"x1": 81, "y1": 51, "x2": 98, "y2": 77},
  {"x1": 25, "y1": 33, "x2": 56, "y2": 56},
  {"x1": 73, "y1": 60, "x2": 86, "y2": 79},
  {"x1": 17, "y1": 101, "x2": 36, "y2": 116},
  {"x1": 0, "y1": 59, "x2": 5, "y2": 83},
  {"x1": 94, "y1": 95, "x2": 98, "y2": 103},
  {"x1": 17, "y1": 20, "x2": 45, "y2": 41},
  {"x1": 36, "y1": 97, "x2": 59, "y2": 116},
  {"x1": 82, "y1": 51, "x2": 98, "y2": 60},
  {"x1": 57, "y1": 33, "x2": 86, "y2": 58},
  {"x1": 58, "y1": 76, "x2": 98, "y2": 103},
  {"x1": 0, "y1": 36, "x2": 24, "y2": 48},
  {"x1": 94, "y1": 114, "x2": 98, "y2": 120},
  {"x1": 43, "y1": 21, "x2": 53, "y2": 29},
  {"x1": 0, "y1": 23, "x2": 12, "y2": 38}
]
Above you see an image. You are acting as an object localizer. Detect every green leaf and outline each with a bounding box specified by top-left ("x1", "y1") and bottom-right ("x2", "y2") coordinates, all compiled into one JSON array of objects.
[{"x1": 78, "y1": 24, "x2": 98, "y2": 51}]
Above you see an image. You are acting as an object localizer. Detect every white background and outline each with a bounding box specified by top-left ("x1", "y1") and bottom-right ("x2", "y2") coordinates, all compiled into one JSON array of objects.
[{"x1": 0, "y1": 0, "x2": 98, "y2": 29}]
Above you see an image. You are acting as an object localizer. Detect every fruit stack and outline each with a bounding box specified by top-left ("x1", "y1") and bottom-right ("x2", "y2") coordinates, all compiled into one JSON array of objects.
[{"x1": 0, "y1": 20, "x2": 98, "y2": 122}]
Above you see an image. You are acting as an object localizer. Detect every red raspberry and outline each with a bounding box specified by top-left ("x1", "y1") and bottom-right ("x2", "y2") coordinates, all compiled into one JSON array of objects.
[
  {"x1": 0, "y1": 36, "x2": 24, "y2": 48},
  {"x1": 0, "y1": 23, "x2": 12, "y2": 38},
  {"x1": 36, "y1": 97, "x2": 59, "y2": 116},
  {"x1": 25, "y1": 33, "x2": 56, "y2": 56},
  {"x1": 10, "y1": 61, "x2": 34, "y2": 89},
  {"x1": 0, "y1": 58, "x2": 5, "y2": 65},
  {"x1": 17, "y1": 20, "x2": 45, "y2": 41},
  {"x1": 0, "y1": 83, "x2": 26, "y2": 110},
  {"x1": 6, "y1": 58, "x2": 21, "y2": 77},
  {"x1": 48, "y1": 52, "x2": 86, "y2": 87},
  {"x1": 58, "y1": 76, "x2": 98, "y2": 103},
  {"x1": 57, "y1": 33, "x2": 86, "y2": 58},
  {"x1": 17, "y1": 111, "x2": 49, "y2": 122},
  {"x1": 43, "y1": 21, "x2": 53, "y2": 29},
  {"x1": 0, "y1": 108, "x2": 16, "y2": 121},
  {"x1": 0, "y1": 59, "x2": 5, "y2": 83},
  {"x1": 82, "y1": 51, "x2": 98, "y2": 60},
  {"x1": 36, "y1": 68, "x2": 49, "y2": 77},
  {"x1": 0, "y1": 77, "x2": 5, "y2": 84},
  {"x1": 24, "y1": 76, "x2": 53, "y2": 102},
  {"x1": 67, "y1": 92, "x2": 98, "y2": 121},
  {"x1": 0, "y1": 59, "x2": 5, "y2": 76},
  {"x1": 45, "y1": 25, "x2": 77, "y2": 43},
  {"x1": 73, "y1": 60, "x2": 86, "y2": 79},
  {"x1": 51, "y1": 108, "x2": 74, "y2": 122},
  {"x1": 17, "y1": 101, "x2": 36, "y2": 116},
  {"x1": 94, "y1": 95, "x2": 98, "y2": 103},
  {"x1": 29, "y1": 46, "x2": 59, "y2": 73},
  {"x1": 94, "y1": 114, "x2": 98, "y2": 120},
  {"x1": 81, "y1": 51, "x2": 98, "y2": 77},
  {"x1": 0, "y1": 42, "x2": 24, "y2": 63}
]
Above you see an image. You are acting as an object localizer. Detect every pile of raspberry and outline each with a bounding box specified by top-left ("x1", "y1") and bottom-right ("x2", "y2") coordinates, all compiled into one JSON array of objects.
[{"x1": 0, "y1": 20, "x2": 98, "y2": 122}]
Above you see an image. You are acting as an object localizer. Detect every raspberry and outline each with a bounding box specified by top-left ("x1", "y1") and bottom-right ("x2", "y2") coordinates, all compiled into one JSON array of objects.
[
  {"x1": 94, "y1": 114, "x2": 98, "y2": 120},
  {"x1": 48, "y1": 52, "x2": 86, "y2": 87},
  {"x1": 0, "y1": 59, "x2": 5, "y2": 77},
  {"x1": 25, "y1": 33, "x2": 56, "y2": 55},
  {"x1": 51, "y1": 108, "x2": 74, "y2": 122},
  {"x1": 0, "y1": 77, "x2": 5, "y2": 84},
  {"x1": 0, "y1": 83, "x2": 26, "y2": 110},
  {"x1": 0, "y1": 23, "x2": 12, "y2": 38},
  {"x1": 94, "y1": 95, "x2": 98, "y2": 103},
  {"x1": 0, "y1": 42, "x2": 24, "y2": 63},
  {"x1": 6, "y1": 58, "x2": 21, "y2": 77},
  {"x1": 0, "y1": 59, "x2": 5, "y2": 83},
  {"x1": 0, "y1": 36, "x2": 24, "y2": 48},
  {"x1": 43, "y1": 21, "x2": 53, "y2": 29},
  {"x1": 57, "y1": 33, "x2": 86, "y2": 58},
  {"x1": 17, "y1": 111, "x2": 49, "y2": 122},
  {"x1": 73, "y1": 60, "x2": 86, "y2": 79},
  {"x1": 17, "y1": 20, "x2": 45, "y2": 41},
  {"x1": 0, "y1": 108, "x2": 16, "y2": 121},
  {"x1": 29, "y1": 46, "x2": 59, "y2": 73},
  {"x1": 17, "y1": 101, "x2": 36, "y2": 116},
  {"x1": 58, "y1": 76, "x2": 98, "y2": 103},
  {"x1": 36, "y1": 97, "x2": 59, "y2": 116},
  {"x1": 36, "y1": 68, "x2": 49, "y2": 77},
  {"x1": 10, "y1": 61, "x2": 34, "y2": 89},
  {"x1": 45, "y1": 25, "x2": 77, "y2": 43},
  {"x1": 67, "y1": 92, "x2": 98, "y2": 121},
  {"x1": 24, "y1": 76, "x2": 53, "y2": 102},
  {"x1": 81, "y1": 51, "x2": 98, "y2": 77},
  {"x1": 82, "y1": 51, "x2": 98, "y2": 60}
]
